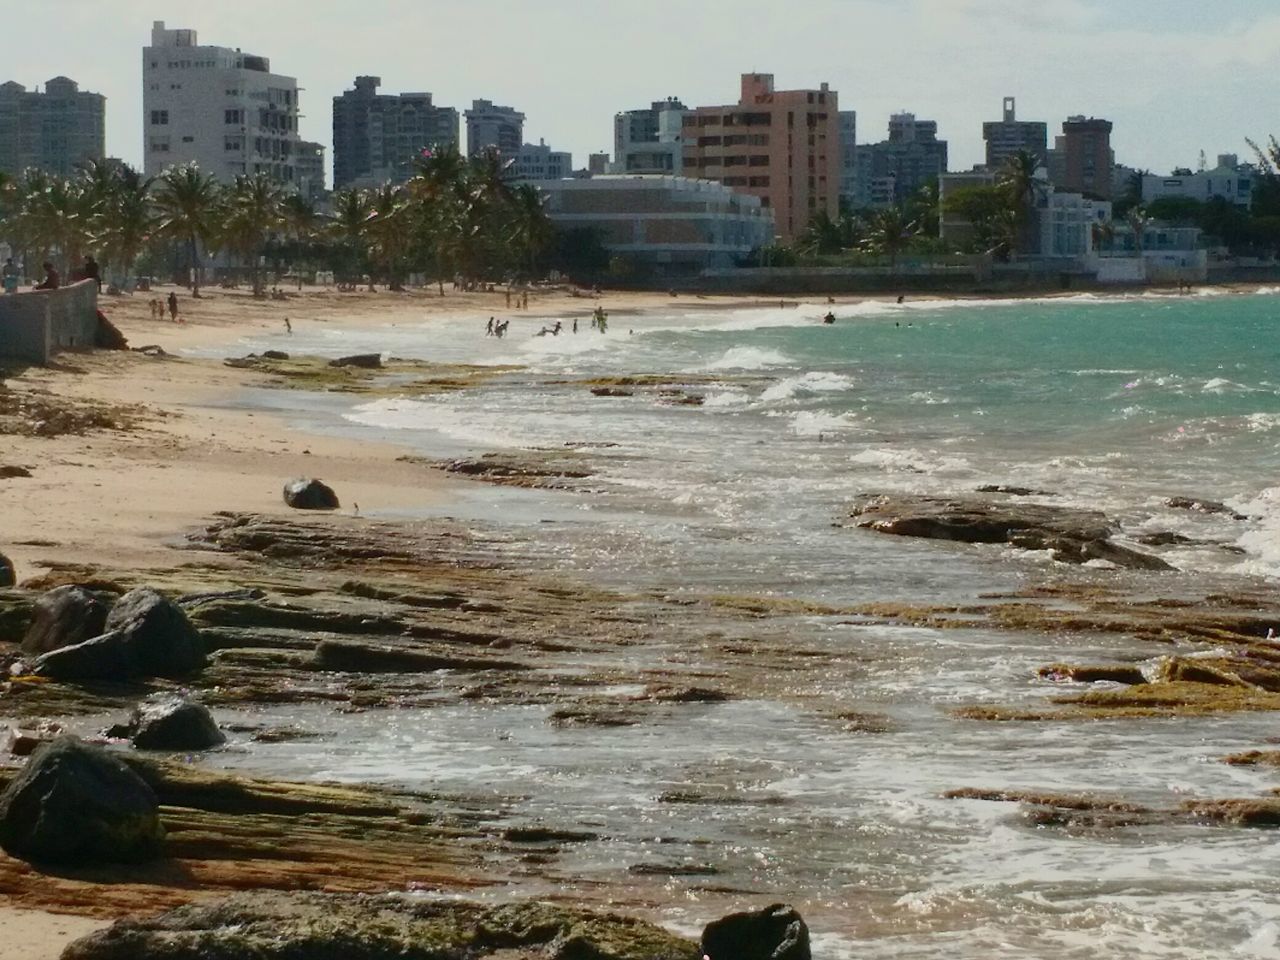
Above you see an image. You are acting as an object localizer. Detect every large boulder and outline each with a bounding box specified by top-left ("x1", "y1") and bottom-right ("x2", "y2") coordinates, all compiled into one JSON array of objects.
[
  {"x1": 328, "y1": 353, "x2": 382, "y2": 369},
  {"x1": 32, "y1": 587, "x2": 206, "y2": 681},
  {"x1": 21, "y1": 584, "x2": 110, "y2": 655},
  {"x1": 283, "y1": 478, "x2": 340, "y2": 511},
  {"x1": 0, "y1": 736, "x2": 164, "y2": 863},
  {"x1": 62, "y1": 892, "x2": 701, "y2": 960},
  {"x1": 701, "y1": 904, "x2": 811, "y2": 960},
  {"x1": 0, "y1": 552, "x2": 13, "y2": 588},
  {"x1": 107, "y1": 696, "x2": 225, "y2": 751}
]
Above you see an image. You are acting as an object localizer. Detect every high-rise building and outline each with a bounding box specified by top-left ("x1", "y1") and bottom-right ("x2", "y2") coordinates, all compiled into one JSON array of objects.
[
  {"x1": 465, "y1": 100, "x2": 524, "y2": 157},
  {"x1": 0, "y1": 77, "x2": 105, "y2": 178},
  {"x1": 510, "y1": 140, "x2": 572, "y2": 182},
  {"x1": 587, "y1": 153, "x2": 611, "y2": 176},
  {"x1": 856, "y1": 112, "x2": 948, "y2": 208},
  {"x1": 682, "y1": 73, "x2": 839, "y2": 241},
  {"x1": 613, "y1": 98, "x2": 686, "y2": 175},
  {"x1": 837, "y1": 110, "x2": 857, "y2": 211},
  {"x1": 332, "y1": 76, "x2": 459, "y2": 189},
  {"x1": 1059, "y1": 116, "x2": 1113, "y2": 199},
  {"x1": 143, "y1": 21, "x2": 301, "y2": 185},
  {"x1": 982, "y1": 97, "x2": 1047, "y2": 169}
]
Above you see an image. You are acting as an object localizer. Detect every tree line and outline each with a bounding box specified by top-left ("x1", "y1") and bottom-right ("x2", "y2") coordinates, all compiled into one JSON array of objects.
[
  {"x1": 0, "y1": 145, "x2": 610, "y2": 296},
  {"x1": 778, "y1": 141, "x2": 1280, "y2": 267}
]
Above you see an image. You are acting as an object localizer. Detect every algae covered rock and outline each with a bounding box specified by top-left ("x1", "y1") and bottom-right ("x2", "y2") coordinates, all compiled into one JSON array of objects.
[
  {"x1": 0, "y1": 736, "x2": 163, "y2": 863},
  {"x1": 62, "y1": 891, "x2": 701, "y2": 960},
  {"x1": 702, "y1": 903, "x2": 811, "y2": 960},
  {"x1": 283, "y1": 477, "x2": 340, "y2": 510},
  {"x1": 108, "y1": 695, "x2": 226, "y2": 751},
  {"x1": 21, "y1": 584, "x2": 110, "y2": 655}
]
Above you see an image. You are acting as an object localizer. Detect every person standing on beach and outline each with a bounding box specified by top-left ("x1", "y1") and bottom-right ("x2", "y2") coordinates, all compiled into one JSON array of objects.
[
  {"x1": 2, "y1": 258, "x2": 17, "y2": 294},
  {"x1": 521, "y1": 291, "x2": 529, "y2": 310},
  {"x1": 573, "y1": 317, "x2": 578, "y2": 334},
  {"x1": 284, "y1": 317, "x2": 292, "y2": 335},
  {"x1": 167, "y1": 291, "x2": 179, "y2": 321},
  {"x1": 486, "y1": 317, "x2": 495, "y2": 337}
]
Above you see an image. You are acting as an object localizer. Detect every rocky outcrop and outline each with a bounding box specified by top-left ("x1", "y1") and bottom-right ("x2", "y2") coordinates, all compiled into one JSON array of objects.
[
  {"x1": 0, "y1": 737, "x2": 163, "y2": 863},
  {"x1": 1164, "y1": 496, "x2": 1247, "y2": 520},
  {"x1": 701, "y1": 903, "x2": 811, "y2": 960},
  {"x1": 62, "y1": 892, "x2": 701, "y2": 960},
  {"x1": 0, "y1": 552, "x2": 13, "y2": 588},
  {"x1": 282, "y1": 477, "x2": 340, "y2": 510},
  {"x1": 312, "y1": 639, "x2": 524, "y2": 674},
  {"x1": 32, "y1": 587, "x2": 205, "y2": 681},
  {"x1": 107, "y1": 696, "x2": 225, "y2": 751},
  {"x1": 94, "y1": 313, "x2": 129, "y2": 351},
  {"x1": 441, "y1": 454, "x2": 592, "y2": 488},
  {"x1": 849, "y1": 494, "x2": 1173, "y2": 571},
  {"x1": 21, "y1": 584, "x2": 109, "y2": 655},
  {"x1": 329, "y1": 353, "x2": 383, "y2": 369}
]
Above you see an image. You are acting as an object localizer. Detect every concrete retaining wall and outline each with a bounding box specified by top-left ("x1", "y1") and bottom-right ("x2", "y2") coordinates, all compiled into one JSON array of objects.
[{"x1": 0, "y1": 280, "x2": 99, "y2": 364}]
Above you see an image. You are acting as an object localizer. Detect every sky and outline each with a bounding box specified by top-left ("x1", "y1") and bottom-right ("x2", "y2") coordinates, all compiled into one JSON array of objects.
[{"x1": 20, "y1": 0, "x2": 1280, "y2": 181}]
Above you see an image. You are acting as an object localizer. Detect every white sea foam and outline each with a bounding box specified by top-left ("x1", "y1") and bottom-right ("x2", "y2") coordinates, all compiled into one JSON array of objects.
[
  {"x1": 700, "y1": 346, "x2": 794, "y2": 371},
  {"x1": 760, "y1": 371, "x2": 856, "y2": 402},
  {"x1": 791, "y1": 410, "x2": 858, "y2": 437},
  {"x1": 1202, "y1": 377, "x2": 1253, "y2": 394}
]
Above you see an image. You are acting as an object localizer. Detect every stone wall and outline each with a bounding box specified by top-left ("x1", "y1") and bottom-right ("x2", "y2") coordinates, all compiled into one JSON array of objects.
[{"x1": 0, "y1": 279, "x2": 99, "y2": 364}]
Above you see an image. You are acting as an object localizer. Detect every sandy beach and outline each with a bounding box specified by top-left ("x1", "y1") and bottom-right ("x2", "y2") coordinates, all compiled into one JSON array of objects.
[{"x1": 5, "y1": 282, "x2": 1280, "y2": 959}]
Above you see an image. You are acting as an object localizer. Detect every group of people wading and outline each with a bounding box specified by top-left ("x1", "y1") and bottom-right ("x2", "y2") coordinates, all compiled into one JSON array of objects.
[{"x1": 485, "y1": 304, "x2": 609, "y2": 339}]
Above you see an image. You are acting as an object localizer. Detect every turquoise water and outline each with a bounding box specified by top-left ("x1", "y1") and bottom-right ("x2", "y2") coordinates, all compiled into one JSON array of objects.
[{"x1": 210, "y1": 289, "x2": 1280, "y2": 958}]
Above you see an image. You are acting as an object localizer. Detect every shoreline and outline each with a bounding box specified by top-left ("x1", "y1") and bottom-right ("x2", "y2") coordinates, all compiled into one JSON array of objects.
[{"x1": 5, "y1": 285, "x2": 1280, "y2": 957}]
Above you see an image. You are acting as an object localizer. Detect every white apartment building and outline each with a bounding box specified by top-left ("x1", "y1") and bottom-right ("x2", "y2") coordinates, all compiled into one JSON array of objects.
[
  {"x1": 1039, "y1": 188, "x2": 1111, "y2": 257},
  {"x1": 510, "y1": 140, "x2": 572, "y2": 182},
  {"x1": 143, "y1": 21, "x2": 302, "y2": 185},
  {"x1": 1142, "y1": 156, "x2": 1254, "y2": 210},
  {"x1": 612, "y1": 98, "x2": 686, "y2": 175}
]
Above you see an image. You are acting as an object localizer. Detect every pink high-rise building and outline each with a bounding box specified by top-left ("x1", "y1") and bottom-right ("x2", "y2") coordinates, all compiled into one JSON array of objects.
[{"x1": 683, "y1": 73, "x2": 839, "y2": 242}]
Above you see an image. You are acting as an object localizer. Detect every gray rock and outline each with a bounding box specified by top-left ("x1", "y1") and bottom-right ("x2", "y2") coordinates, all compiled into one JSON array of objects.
[
  {"x1": 107, "y1": 696, "x2": 225, "y2": 751},
  {"x1": 283, "y1": 477, "x2": 340, "y2": 510},
  {"x1": 1165, "y1": 496, "x2": 1247, "y2": 520},
  {"x1": 33, "y1": 587, "x2": 205, "y2": 680},
  {"x1": 0, "y1": 736, "x2": 164, "y2": 863},
  {"x1": 702, "y1": 903, "x2": 811, "y2": 960},
  {"x1": 328, "y1": 353, "x2": 382, "y2": 369},
  {"x1": 849, "y1": 493, "x2": 1173, "y2": 571},
  {"x1": 21, "y1": 585, "x2": 110, "y2": 655}
]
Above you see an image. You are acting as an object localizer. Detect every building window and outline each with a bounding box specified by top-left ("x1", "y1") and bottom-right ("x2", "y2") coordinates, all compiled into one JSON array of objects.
[
  {"x1": 181, "y1": 135, "x2": 194, "y2": 143},
  {"x1": 225, "y1": 109, "x2": 243, "y2": 124},
  {"x1": 150, "y1": 110, "x2": 169, "y2": 125}
]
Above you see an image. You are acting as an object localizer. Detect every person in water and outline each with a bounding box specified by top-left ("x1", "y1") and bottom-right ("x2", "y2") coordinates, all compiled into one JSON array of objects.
[
  {"x1": 486, "y1": 316, "x2": 495, "y2": 337},
  {"x1": 823, "y1": 311, "x2": 836, "y2": 324}
]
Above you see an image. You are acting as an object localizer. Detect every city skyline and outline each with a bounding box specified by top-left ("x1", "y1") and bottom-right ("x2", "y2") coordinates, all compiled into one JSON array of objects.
[{"x1": 13, "y1": 0, "x2": 1280, "y2": 180}]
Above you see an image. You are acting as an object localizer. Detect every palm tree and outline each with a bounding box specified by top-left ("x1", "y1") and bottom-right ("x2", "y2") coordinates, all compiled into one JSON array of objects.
[
  {"x1": 860, "y1": 208, "x2": 919, "y2": 271},
  {"x1": 329, "y1": 188, "x2": 374, "y2": 289},
  {"x1": 280, "y1": 193, "x2": 320, "y2": 287},
  {"x1": 366, "y1": 183, "x2": 410, "y2": 290},
  {"x1": 96, "y1": 164, "x2": 155, "y2": 285},
  {"x1": 20, "y1": 172, "x2": 91, "y2": 276},
  {"x1": 507, "y1": 183, "x2": 554, "y2": 277},
  {"x1": 222, "y1": 172, "x2": 285, "y2": 297},
  {"x1": 997, "y1": 149, "x2": 1047, "y2": 255},
  {"x1": 1126, "y1": 208, "x2": 1150, "y2": 257},
  {"x1": 407, "y1": 145, "x2": 468, "y2": 294},
  {"x1": 153, "y1": 163, "x2": 222, "y2": 296}
]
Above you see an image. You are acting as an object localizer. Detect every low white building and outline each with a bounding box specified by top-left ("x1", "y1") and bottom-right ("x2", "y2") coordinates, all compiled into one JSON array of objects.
[
  {"x1": 1039, "y1": 188, "x2": 1112, "y2": 257},
  {"x1": 539, "y1": 175, "x2": 775, "y2": 275},
  {"x1": 510, "y1": 140, "x2": 572, "y2": 182},
  {"x1": 143, "y1": 21, "x2": 302, "y2": 185},
  {"x1": 1142, "y1": 156, "x2": 1254, "y2": 209}
]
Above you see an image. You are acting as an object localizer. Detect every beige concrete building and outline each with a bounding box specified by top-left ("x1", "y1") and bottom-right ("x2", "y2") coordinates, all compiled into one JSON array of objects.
[{"x1": 682, "y1": 74, "x2": 839, "y2": 241}]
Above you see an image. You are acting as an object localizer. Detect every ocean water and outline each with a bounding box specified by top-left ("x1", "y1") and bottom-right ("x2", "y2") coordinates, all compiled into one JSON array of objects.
[{"x1": 210, "y1": 290, "x2": 1280, "y2": 958}]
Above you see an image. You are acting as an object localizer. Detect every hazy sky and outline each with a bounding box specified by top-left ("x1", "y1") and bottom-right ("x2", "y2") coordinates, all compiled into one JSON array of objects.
[{"x1": 21, "y1": 0, "x2": 1280, "y2": 179}]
